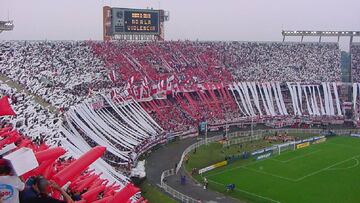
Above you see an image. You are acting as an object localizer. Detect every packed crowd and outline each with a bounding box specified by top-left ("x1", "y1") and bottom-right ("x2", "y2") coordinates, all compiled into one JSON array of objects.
[
  {"x1": 91, "y1": 41, "x2": 233, "y2": 87},
  {"x1": 142, "y1": 82, "x2": 345, "y2": 132},
  {"x1": 0, "y1": 41, "x2": 342, "y2": 111},
  {"x1": 62, "y1": 95, "x2": 166, "y2": 171},
  {"x1": 351, "y1": 43, "x2": 360, "y2": 82},
  {"x1": 0, "y1": 77, "x2": 141, "y2": 202},
  {"x1": 0, "y1": 40, "x2": 345, "y2": 158},
  {"x1": 0, "y1": 81, "x2": 61, "y2": 146},
  {"x1": 0, "y1": 41, "x2": 111, "y2": 109},
  {"x1": 0, "y1": 123, "x2": 144, "y2": 203},
  {"x1": 0, "y1": 40, "x2": 345, "y2": 148},
  {"x1": 223, "y1": 42, "x2": 341, "y2": 82},
  {"x1": 91, "y1": 41, "x2": 341, "y2": 85},
  {"x1": 140, "y1": 86, "x2": 239, "y2": 132}
]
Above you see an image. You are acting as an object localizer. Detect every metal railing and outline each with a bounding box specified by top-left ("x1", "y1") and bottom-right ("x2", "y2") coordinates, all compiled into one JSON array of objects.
[
  {"x1": 224, "y1": 133, "x2": 264, "y2": 147},
  {"x1": 159, "y1": 135, "x2": 225, "y2": 203},
  {"x1": 176, "y1": 135, "x2": 224, "y2": 173},
  {"x1": 160, "y1": 169, "x2": 199, "y2": 203},
  {"x1": 224, "y1": 128, "x2": 360, "y2": 147}
]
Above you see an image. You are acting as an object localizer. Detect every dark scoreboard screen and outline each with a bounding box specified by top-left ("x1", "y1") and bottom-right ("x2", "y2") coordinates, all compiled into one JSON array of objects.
[
  {"x1": 111, "y1": 8, "x2": 160, "y2": 35},
  {"x1": 124, "y1": 11, "x2": 159, "y2": 33}
]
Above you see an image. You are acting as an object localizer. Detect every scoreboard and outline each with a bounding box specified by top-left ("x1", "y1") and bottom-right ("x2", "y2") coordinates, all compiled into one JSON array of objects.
[
  {"x1": 111, "y1": 8, "x2": 160, "y2": 35},
  {"x1": 103, "y1": 6, "x2": 168, "y2": 40}
]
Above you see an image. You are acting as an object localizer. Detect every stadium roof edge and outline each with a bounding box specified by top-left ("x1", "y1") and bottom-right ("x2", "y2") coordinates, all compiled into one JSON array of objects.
[{"x1": 282, "y1": 30, "x2": 360, "y2": 37}]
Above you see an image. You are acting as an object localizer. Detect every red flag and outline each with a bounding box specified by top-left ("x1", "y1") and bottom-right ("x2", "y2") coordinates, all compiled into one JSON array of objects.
[
  {"x1": 0, "y1": 96, "x2": 16, "y2": 116},
  {"x1": 108, "y1": 183, "x2": 140, "y2": 203},
  {"x1": 52, "y1": 146, "x2": 106, "y2": 187}
]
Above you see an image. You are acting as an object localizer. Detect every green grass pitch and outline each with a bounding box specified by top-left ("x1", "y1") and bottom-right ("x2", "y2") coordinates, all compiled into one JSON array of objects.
[{"x1": 203, "y1": 136, "x2": 360, "y2": 203}]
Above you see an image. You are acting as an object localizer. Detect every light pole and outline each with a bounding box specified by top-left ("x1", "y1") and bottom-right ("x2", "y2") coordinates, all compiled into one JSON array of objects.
[
  {"x1": 205, "y1": 122, "x2": 208, "y2": 145},
  {"x1": 225, "y1": 123, "x2": 228, "y2": 139},
  {"x1": 225, "y1": 108, "x2": 228, "y2": 139},
  {"x1": 251, "y1": 116, "x2": 254, "y2": 137}
]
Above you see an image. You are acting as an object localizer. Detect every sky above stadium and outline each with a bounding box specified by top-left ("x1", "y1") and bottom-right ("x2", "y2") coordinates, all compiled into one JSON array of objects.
[{"x1": 1, "y1": 0, "x2": 359, "y2": 46}]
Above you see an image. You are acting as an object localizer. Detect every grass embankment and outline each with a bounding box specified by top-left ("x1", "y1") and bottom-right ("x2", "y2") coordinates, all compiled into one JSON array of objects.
[{"x1": 139, "y1": 180, "x2": 177, "y2": 203}]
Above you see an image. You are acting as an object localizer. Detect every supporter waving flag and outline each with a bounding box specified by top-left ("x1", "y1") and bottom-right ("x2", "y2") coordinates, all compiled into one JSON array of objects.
[{"x1": 0, "y1": 96, "x2": 16, "y2": 117}]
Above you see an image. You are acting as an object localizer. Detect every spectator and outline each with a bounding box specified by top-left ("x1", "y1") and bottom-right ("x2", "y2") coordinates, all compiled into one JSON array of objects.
[
  {"x1": 203, "y1": 177, "x2": 208, "y2": 190},
  {"x1": 0, "y1": 159, "x2": 25, "y2": 203},
  {"x1": 26, "y1": 176, "x2": 74, "y2": 203},
  {"x1": 180, "y1": 175, "x2": 186, "y2": 185},
  {"x1": 19, "y1": 177, "x2": 37, "y2": 203},
  {"x1": 226, "y1": 183, "x2": 235, "y2": 192}
]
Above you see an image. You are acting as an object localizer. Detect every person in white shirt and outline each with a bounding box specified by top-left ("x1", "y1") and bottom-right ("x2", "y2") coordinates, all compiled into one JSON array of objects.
[{"x1": 0, "y1": 160, "x2": 25, "y2": 203}]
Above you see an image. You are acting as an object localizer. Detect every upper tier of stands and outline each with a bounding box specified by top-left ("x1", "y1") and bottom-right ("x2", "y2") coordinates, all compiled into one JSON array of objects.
[
  {"x1": 351, "y1": 43, "x2": 360, "y2": 82},
  {"x1": 0, "y1": 41, "x2": 111, "y2": 109},
  {"x1": 224, "y1": 42, "x2": 341, "y2": 82},
  {"x1": 0, "y1": 41, "x2": 342, "y2": 111},
  {"x1": 91, "y1": 41, "x2": 341, "y2": 84}
]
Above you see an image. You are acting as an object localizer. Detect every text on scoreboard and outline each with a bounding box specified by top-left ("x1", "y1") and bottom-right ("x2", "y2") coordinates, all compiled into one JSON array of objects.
[{"x1": 111, "y1": 8, "x2": 160, "y2": 34}]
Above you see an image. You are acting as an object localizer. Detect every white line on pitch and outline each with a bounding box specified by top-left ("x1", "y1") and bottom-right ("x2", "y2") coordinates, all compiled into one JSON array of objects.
[
  {"x1": 326, "y1": 158, "x2": 359, "y2": 171},
  {"x1": 295, "y1": 154, "x2": 360, "y2": 181}
]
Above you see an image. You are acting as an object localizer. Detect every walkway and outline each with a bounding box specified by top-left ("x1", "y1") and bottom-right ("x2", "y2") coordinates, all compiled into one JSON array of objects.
[
  {"x1": 0, "y1": 74, "x2": 59, "y2": 114},
  {"x1": 145, "y1": 136, "x2": 242, "y2": 203}
]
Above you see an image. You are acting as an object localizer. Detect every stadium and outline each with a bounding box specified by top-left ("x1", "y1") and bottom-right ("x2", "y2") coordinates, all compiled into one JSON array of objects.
[{"x1": 0, "y1": 1, "x2": 360, "y2": 203}]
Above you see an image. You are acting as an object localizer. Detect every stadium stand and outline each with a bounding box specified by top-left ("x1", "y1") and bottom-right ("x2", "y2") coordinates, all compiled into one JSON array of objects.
[
  {"x1": 0, "y1": 105, "x2": 145, "y2": 202},
  {"x1": 91, "y1": 41, "x2": 341, "y2": 85},
  {"x1": 0, "y1": 41, "x2": 342, "y2": 110},
  {"x1": 0, "y1": 81, "x2": 61, "y2": 146},
  {"x1": 0, "y1": 40, "x2": 349, "y2": 202},
  {"x1": 0, "y1": 41, "x2": 111, "y2": 109},
  {"x1": 351, "y1": 43, "x2": 360, "y2": 82},
  {"x1": 223, "y1": 42, "x2": 341, "y2": 82}
]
